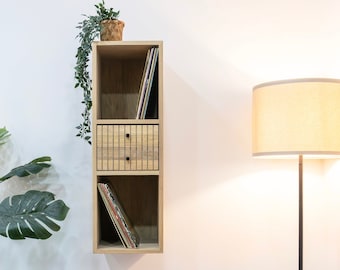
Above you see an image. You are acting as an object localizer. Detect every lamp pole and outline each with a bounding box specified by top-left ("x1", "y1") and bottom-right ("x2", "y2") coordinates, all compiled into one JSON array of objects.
[{"x1": 299, "y1": 155, "x2": 303, "y2": 270}]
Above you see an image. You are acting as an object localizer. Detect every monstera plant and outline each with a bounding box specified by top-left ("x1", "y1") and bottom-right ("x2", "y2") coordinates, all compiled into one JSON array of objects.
[
  {"x1": 0, "y1": 127, "x2": 69, "y2": 240},
  {"x1": 0, "y1": 128, "x2": 10, "y2": 145}
]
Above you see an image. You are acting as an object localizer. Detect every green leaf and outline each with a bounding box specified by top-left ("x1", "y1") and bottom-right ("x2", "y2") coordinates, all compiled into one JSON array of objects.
[
  {"x1": 0, "y1": 127, "x2": 10, "y2": 145},
  {"x1": 0, "y1": 190, "x2": 69, "y2": 240},
  {"x1": 0, "y1": 156, "x2": 51, "y2": 182}
]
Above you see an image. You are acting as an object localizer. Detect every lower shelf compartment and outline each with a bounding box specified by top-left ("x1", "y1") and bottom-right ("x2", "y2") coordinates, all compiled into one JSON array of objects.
[{"x1": 94, "y1": 175, "x2": 162, "y2": 253}]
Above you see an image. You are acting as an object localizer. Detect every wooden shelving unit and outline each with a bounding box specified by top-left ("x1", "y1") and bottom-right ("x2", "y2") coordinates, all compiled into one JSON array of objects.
[{"x1": 92, "y1": 41, "x2": 163, "y2": 254}]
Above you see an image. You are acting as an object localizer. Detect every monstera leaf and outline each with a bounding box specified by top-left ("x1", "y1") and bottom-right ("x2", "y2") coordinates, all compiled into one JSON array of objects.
[
  {"x1": 0, "y1": 127, "x2": 10, "y2": 145},
  {"x1": 0, "y1": 190, "x2": 69, "y2": 239},
  {"x1": 0, "y1": 156, "x2": 51, "y2": 182}
]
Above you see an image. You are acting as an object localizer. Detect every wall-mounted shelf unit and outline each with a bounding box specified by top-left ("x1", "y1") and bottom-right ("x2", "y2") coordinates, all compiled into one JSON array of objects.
[{"x1": 92, "y1": 41, "x2": 163, "y2": 254}]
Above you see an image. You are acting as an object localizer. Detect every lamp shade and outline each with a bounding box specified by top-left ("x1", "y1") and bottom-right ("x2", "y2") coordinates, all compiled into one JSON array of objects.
[{"x1": 252, "y1": 78, "x2": 340, "y2": 158}]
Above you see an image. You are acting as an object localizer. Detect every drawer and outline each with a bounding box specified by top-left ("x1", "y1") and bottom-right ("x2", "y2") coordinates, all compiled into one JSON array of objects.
[{"x1": 96, "y1": 124, "x2": 159, "y2": 171}]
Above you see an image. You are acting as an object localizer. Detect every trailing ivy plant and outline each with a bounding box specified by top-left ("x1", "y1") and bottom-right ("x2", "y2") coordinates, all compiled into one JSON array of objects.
[
  {"x1": 75, "y1": 0, "x2": 120, "y2": 144},
  {"x1": 0, "y1": 127, "x2": 70, "y2": 240}
]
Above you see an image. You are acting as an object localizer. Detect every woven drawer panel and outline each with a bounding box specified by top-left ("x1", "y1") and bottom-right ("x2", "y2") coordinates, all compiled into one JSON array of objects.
[{"x1": 96, "y1": 124, "x2": 159, "y2": 171}]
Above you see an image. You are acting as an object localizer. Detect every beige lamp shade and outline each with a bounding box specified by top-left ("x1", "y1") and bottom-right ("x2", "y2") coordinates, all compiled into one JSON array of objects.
[{"x1": 252, "y1": 78, "x2": 340, "y2": 158}]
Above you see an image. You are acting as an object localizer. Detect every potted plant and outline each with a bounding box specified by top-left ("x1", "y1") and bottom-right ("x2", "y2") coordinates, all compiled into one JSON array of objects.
[{"x1": 74, "y1": 0, "x2": 124, "y2": 144}]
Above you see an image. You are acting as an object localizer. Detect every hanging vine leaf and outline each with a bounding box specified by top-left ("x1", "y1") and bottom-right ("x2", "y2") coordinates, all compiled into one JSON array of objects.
[
  {"x1": 0, "y1": 190, "x2": 69, "y2": 239},
  {"x1": 0, "y1": 156, "x2": 51, "y2": 182}
]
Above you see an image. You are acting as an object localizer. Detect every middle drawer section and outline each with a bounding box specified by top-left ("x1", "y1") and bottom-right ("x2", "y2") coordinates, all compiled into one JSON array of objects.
[{"x1": 96, "y1": 124, "x2": 159, "y2": 171}]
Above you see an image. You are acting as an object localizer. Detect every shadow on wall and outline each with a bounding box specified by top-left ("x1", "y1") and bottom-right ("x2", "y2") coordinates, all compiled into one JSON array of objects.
[
  {"x1": 105, "y1": 254, "x2": 144, "y2": 269},
  {"x1": 162, "y1": 63, "x2": 252, "y2": 201}
]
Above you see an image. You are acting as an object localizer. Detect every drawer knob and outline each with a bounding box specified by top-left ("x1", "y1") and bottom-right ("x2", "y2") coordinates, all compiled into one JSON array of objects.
[
  {"x1": 125, "y1": 133, "x2": 130, "y2": 138},
  {"x1": 126, "y1": 157, "x2": 130, "y2": 161}
]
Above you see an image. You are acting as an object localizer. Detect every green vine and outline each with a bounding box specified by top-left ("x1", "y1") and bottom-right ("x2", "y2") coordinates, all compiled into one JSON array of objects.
[{"x1": 74, "y1": 0, "x2": 120, "y2": 144}]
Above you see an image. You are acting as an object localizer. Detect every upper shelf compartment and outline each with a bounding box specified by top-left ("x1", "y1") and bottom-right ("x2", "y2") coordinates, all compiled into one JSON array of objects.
[{"x1": 92, "y1": 41, "x2": 161, "y2": 120}]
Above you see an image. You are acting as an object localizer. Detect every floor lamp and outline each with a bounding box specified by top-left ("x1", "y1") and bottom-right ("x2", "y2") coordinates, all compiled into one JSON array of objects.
[{"x1": 252, "y1": 78, "x2": 340, "y2": 270}]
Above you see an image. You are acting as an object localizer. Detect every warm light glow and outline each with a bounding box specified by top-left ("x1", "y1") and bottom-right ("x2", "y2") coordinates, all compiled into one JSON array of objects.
[{"x1": 252, "y1": 78, "x2": 340, "y2": 159}]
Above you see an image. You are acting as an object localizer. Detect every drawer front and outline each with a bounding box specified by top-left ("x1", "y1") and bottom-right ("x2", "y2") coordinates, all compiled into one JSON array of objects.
[{"x1": 96, "y1": 124, "x2": 159, "y2": 171}]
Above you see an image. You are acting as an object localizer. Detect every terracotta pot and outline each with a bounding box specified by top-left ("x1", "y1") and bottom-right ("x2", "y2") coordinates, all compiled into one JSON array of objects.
[{"x1": 100, "y1": 19, "x2": 125, "y2": 41}]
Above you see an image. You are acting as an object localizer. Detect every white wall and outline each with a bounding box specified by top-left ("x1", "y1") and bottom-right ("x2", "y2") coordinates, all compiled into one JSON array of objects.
[{"x1": 1, "y1": 0, "x2": 340, "y2": 269}]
